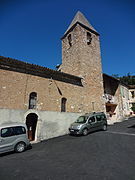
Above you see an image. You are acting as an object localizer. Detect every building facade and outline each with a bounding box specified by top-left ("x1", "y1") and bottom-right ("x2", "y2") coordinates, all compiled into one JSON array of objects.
[
  {"x1": 0, "y1": 11, "x2": 132, "y2": 141},
  {"x1": 103, "y1": 74, "x2": 130, "y2": 123}
]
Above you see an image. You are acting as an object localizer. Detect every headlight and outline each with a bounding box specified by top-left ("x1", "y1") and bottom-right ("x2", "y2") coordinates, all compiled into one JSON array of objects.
[{"x1": 77, "y1": 125, "x2": 82, "y2": 129}]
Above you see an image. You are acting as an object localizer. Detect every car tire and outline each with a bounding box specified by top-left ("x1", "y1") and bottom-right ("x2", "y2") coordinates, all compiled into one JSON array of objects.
[
  {"x1": 82, "y1": 128, "x2": 88, "y2": 136},
  {"x1": 15, "y1": 142, "x2": 26, "y2": 153},
  {"x1": 102, "y1": 124, "x2": 107, "y2": 131}
]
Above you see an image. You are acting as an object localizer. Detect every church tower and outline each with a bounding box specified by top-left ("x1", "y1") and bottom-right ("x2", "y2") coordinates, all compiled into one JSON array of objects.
[{"x1": 61, "y1": 11, "x2": 105, "y2": 112}]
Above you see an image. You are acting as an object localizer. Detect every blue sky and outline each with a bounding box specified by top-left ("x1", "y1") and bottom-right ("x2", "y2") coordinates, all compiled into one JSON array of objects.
[{"x1": 0, "y1": 0, "x2": 135, "y2": 76}]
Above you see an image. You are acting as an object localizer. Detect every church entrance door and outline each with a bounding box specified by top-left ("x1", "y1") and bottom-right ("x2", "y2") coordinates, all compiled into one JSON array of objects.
[{"x1": 26, "y1": 113, "x2": 38, "y2": 141}]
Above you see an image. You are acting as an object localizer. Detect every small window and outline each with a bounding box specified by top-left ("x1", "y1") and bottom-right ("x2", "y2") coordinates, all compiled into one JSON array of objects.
[
  {"x1": 14, "y1": 126, "x2": 26, "y2": 135},
  {"x1": 1, "y1": 127, "x2": 14, "y2": 137},
  {"x1": 68, "y1": 34, "x2": 72, "y2": 46},
  {"x1": 121, "y1": 87, "x2": 125, "y2": 98},
  {"x1": 101, "y1": 114, "x2": 106, "y2": 120},
  {"x1": 87, "y1": 32, "x2": 92, "y2": 45},
  {"x1": 29, "y1": 92, "x2": 37, "y2": 109},
  {"x1": 131, "y1": 91, "x2": 135, "y2": 98},
  {"x1": 61, "y1": 98, "x2": 67, "y2": 112},
  {"x1": 96, "y1": 115, "x2": 102, "y2": 121},
  {"x1": 126, "y1": 102, "x2": 129, "y2": 110},
  {"x1": 89, "y1": 116, "x2": 95, "y2": 123}
]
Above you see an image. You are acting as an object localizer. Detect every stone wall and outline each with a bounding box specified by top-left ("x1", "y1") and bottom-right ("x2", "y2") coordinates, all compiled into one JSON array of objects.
[
  {"x1": 0, "y1": 64, "x2": 105, "y2": 113},
  {"x1": 119, "y1": 84, "x2": 130, "y2": 117},
  {"x1": 0, "y1": 68, "x2": 84, "y2": 113},
  {"x1": 61, "y1": 24, "x2": 105, "y2": 112},
  {"x1": 0, "y1": 109, "x2": 82, "y2": 141}
]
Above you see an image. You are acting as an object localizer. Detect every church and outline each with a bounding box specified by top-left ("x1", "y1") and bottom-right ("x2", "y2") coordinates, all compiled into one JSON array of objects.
[{"x1": 0, "y1": 11, "x2": 130, "y2": 142}]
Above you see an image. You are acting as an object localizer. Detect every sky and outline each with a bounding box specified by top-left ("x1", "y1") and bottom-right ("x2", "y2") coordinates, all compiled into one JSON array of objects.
[{"x1": 0, "y1": 0, "x2": 135, "y2": 76}]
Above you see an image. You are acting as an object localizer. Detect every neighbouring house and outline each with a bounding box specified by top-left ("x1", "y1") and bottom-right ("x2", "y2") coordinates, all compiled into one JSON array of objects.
[{"x1": 103, "y1": 74, "x2": 130, "y2": 124}]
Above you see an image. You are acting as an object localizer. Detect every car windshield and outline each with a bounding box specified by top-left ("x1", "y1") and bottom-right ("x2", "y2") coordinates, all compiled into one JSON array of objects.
[{"x1": 75, "y1": 116, "x2": 88, "y2": 123}]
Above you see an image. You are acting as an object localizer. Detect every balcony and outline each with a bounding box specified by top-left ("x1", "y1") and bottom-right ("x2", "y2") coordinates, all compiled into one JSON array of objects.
[{"x1": 104, "y1": 94, "x2": 118, "y2": 104}]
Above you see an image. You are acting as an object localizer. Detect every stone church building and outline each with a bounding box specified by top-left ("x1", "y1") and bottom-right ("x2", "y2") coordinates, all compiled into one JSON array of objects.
[{"x1": 0, "y1": 11, "x2": 130, "y2": 141}]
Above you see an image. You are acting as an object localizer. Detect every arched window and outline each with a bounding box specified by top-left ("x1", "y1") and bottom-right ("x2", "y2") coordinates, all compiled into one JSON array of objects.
[
  {"x1": 87, "y1": 32, "x2": 92, "y2": 45},
  {"x1": 29, "y1": 92, "x2": 37, "y2": 109},
  {"x1": 61, "y1": 98, "x2": 67, "y2": 112},
  {"x1": 68, "y1": 34, "x2": 72, "y2": 47}
]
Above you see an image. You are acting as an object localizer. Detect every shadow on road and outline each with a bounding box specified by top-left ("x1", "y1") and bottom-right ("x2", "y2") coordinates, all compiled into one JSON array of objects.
[
  {"x1": 108, "y1": 117, "x2": 135, "y2": 135},
  {"x1": 128, "y1": 124, "x2": 135, "y2": 128},
  {"x1": 0, "y1": 145, "x2": 32, "y2": 157},
  {"x1": 0, "y1": 151, "x2": 15, "y2": 157}
]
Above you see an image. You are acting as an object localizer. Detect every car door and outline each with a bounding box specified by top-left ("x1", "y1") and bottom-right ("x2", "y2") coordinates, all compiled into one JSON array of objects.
[
  {"x1": 0, "y1": 127, "x2": 15, "y2": 153},
  {"x1": 87, "y1": 116, "x2": 97, "y2": 132},
  {"x1": 95, "y1": 115, "x2": 103, "y2": 130}
]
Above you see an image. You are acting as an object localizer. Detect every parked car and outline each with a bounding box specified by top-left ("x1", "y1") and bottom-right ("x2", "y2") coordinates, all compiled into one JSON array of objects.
[
  {"x1": 69, "y1": 112, "x2": 107, "y2": 136},
  {"x1": 0, "y1": 122, "x2": 31, "y2": 154}
]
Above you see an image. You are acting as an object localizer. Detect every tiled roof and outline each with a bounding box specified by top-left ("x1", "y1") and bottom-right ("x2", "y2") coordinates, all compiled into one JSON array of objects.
[
  {"x1": 0, "y1": 56, "x2": 82, "y2": 86},
  {"x1": 103, "y1": 73, "x2": 120, "y2": 82},
  {"x1": 103, "y1": 73, "x2": 129, "y2": 88}
]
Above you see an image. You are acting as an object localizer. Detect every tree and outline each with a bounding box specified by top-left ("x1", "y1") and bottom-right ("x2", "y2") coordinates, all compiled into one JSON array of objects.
[
  {"x1": 112, "y1": 74, "x2": 119, "y2": 79},
  {"x1": 112, "y1": 73, "x2": 135, "y2": 85}
]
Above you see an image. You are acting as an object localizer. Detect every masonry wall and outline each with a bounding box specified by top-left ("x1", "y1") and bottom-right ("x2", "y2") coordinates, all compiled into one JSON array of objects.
[
  {"x1": 61, "y1": 24, "x2": 105, "y2": 112},
  {"x1": 0, "y1": 109, "x2": 81, "y2": 141},
  {"x1": 0, "y1": 68, "x2": 85, "y2": 112},
  {"x1": 0, "y1": 65, "x2": 105, "y2": 113},
  {"x1": 119, "y1": 85, "x2": 130, "y2": 116}
]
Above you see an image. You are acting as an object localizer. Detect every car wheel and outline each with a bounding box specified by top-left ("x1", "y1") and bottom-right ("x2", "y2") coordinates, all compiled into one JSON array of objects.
[
  {"x1": 102, "y1": 124, "x2": 107, "y2": 131},
  {"x1": 15, "y1": 142, "x2": 26, "y2": 153},
  {"x1": 82, "y1": 128, "x2": 88, "y2": 136}
]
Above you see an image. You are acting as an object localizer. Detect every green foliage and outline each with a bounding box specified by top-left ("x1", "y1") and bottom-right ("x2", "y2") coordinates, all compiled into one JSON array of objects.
[
  {"x1": 112, "y1": 73, "x2": 135, "y2": 85},
  {"x1": 112, "y1": 74, "x2": 119, "y2": 79}
]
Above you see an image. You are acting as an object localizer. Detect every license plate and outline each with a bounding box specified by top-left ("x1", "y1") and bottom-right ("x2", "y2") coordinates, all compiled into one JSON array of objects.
[{"x1": 70, "y1": 130, "x2": 74, "y2": 132}]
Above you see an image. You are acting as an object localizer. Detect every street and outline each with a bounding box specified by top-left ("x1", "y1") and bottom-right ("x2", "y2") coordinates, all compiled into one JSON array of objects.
[{"x1": 0, "y1": 117, "x2": 135, "y2": 180}]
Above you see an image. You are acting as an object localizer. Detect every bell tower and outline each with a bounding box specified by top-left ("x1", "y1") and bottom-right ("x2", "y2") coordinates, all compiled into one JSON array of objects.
[{"x1": 60, "y1": 11, "x2": 105, "y2": 112}]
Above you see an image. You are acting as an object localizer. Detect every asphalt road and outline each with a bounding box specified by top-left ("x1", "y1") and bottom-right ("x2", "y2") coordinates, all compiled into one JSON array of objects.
[{"x1": 0, "y1": 117, "x2": 135, "y2": 180}]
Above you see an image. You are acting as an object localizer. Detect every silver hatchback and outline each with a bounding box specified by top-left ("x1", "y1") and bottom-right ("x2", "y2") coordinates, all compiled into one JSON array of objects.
[{"x1": 0, "y1": 122, "x2": 31, "y2": 154}]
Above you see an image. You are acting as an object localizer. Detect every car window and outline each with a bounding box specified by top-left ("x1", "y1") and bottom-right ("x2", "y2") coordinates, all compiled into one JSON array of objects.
[
  {"x1": 75, "y1": 116, "x2": 88, "y2": 123},
  {"x1": 1, "y1": 127, "x2": 14, "y2": 137},
  {"x1": 14, "y1": 126, "x2": 26, "y2": 135},
  {"x1": 1, "y1": 126, "x2": 26, "y2": 137},
  {"x1": 96, "y1": 115, "x2": 102, "y2": 121},
  {"x1": 101, "y1": 114, "x2": 106, "y2": 120},
  {"x1": 96, "y1": 114, "x2": 106, "y2": 121},
  {"x1": 89, "y1": 116, "x2": 95, "y2": 123}
]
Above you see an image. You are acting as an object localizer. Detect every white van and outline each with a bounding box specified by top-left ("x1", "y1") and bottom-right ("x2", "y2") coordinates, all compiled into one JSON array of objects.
[{"x1": 0, "y1": 122, "x2": 31, "y2": 154}]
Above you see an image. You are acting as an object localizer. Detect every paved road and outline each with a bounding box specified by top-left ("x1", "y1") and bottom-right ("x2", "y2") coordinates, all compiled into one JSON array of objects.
[{"x1": 0, "y1": 117, "x2": 135, "y2": 180}]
